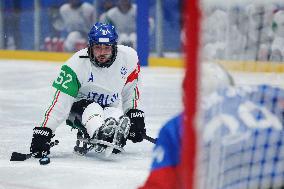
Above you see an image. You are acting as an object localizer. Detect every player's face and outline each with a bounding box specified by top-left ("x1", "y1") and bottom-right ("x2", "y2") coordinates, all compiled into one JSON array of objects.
[
  {"x1": 93, "y1": 44, "x2": 113, "y2": 63},
  {"x1": 118, "y1": 0, "x2": 131, "y2": 13}
]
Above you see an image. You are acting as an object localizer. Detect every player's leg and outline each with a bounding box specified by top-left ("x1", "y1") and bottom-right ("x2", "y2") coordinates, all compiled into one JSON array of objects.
[
  {"x1": 104, "y1": 107, "x2": 130, "y2": 150},
  {"x1": 71, "y1": 101, "x2": 104, "y2": 155},
  {"x1": 91, "y1": 107, "x2": 130, "y2": 153},
  {"x1": 81, "y1": 103, "x2": 121, "y2": 154},
  {"x1": 66, "y1": 100, "x2": 93, "y2": 130},
  {"x1": 81, "y1": 102, "x2": 105, "y2": 137},
  {"x1": 77, "y1": 103, "x2": 130, "y2": 154},
  {"x1": 114, "y1": 116, "x2": 130, "y2": 148},
  {"x1": 92, "y1": 116, "x2": 117, "y2": 153}
]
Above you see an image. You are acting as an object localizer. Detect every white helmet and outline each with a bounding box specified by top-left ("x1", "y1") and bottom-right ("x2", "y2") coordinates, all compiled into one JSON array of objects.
[{"x1": 201, "y1": 62, "x2": 234, "y2": 96}]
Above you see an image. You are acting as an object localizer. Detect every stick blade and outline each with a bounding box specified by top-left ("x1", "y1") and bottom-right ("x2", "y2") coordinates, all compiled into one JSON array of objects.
[
  {"x1": 10, "y1": 152, "x2": 29, "y2": 161},
  {"x1": 142, "y1": 134, "x2": 157, "y2": 144}
]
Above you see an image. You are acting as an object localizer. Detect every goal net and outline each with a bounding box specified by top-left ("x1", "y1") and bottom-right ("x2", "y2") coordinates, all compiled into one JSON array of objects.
[{"x1": 182, "y1": 0, "x2": 284, "y2": 189}]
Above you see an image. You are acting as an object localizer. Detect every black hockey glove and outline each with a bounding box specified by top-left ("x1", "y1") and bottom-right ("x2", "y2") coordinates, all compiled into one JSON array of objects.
[
  {"x1": 30, "y1": 127, "x2": 53, "y2": 158},
  {"x1": 126, "y1": 109, "x2": 146, "y2": 143}
]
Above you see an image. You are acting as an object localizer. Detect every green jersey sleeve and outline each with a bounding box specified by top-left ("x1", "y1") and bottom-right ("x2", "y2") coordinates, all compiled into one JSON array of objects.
[{"x1": 52, "y1": 65, "x2": 81, "y2": 97}]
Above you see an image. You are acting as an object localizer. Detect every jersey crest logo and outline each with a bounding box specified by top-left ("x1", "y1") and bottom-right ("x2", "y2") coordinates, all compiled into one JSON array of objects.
[{"x1": 121, "y1": 66, "x2": 127, "y2": 78}]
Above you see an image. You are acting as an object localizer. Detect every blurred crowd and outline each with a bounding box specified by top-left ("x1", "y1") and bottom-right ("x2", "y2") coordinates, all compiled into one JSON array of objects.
[
  {"x1": 202, "y1": 2, "x2": 284, "y2": 62},
  {"x1": 6, "y1": 0, "x2": 284, "y2": 62},
  {"x1": 4, "y1": 0, "x2": 188, "y2": 53},
  {"x1": 45, "y1": 0, "x2": 141, "y2": 52}
]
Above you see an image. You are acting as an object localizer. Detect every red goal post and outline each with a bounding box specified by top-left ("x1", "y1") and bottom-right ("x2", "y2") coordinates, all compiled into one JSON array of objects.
[
  {"x1": 181, "y1": 0, "x2": 284, "y2": 188},
  {"x1": 181, "y1": 0, "x2": 201, "y2": 188}
]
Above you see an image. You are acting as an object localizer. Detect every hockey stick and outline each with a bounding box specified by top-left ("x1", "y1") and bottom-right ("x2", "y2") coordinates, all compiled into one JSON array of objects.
[
  {"x1": 10, "y1": 140, "x2": 59, "y2": 161},
  {"x1": 143, "y1": 133, "x2": 157, "y2": 144}
]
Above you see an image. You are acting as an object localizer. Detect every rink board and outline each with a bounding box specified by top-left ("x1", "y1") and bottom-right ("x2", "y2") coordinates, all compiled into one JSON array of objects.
[{"x1": 0, "y1": 50, "x2": 284, "y2": 72}]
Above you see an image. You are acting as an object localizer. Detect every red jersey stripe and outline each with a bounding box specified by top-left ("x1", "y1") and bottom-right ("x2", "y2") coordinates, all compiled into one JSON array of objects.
[
  {"x1": 42, "y1": 90, "x2": 61, "y2": 127},
  {"x1": 125, "y1": 63, "x2": 140, "y2": 85}
]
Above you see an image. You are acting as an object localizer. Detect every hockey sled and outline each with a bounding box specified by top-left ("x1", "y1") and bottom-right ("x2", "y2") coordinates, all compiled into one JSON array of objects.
[
  {"x1": 66, "y1": 116, "x2": 129, "y2": 158},
  {"x1": 78, "y1": 137, "x2": 125, "y2": 157}
]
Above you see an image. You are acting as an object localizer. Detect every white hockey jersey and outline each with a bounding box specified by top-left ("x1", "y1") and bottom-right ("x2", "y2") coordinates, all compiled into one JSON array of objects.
[
  {"x1": 100, "y1": 4, "x2": 136, "y2": 35},
  {"x1": 40, "y1": 45, "x2": 141, "y2": 132}
]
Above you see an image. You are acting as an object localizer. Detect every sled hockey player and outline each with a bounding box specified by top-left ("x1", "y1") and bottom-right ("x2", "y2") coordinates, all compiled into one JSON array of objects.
[
  {"x1": 29, "y1": 22, "x2": 146, "y2": 158},
  {"x1": 140, "y1": 62, "x2": 235, "y2": 189},
  {"x1": 141, "y1": 85, "x2": 284, "y2": 189},
  {"x1": 141, "y1": 65, "x2": 284, "y2": 188}
]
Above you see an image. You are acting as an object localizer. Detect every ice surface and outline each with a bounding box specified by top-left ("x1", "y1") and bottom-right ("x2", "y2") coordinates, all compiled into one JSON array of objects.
[
  {"x1": 1, "y1": 60, "x2": 284, "y2": 189},
  {"x1": 0, "y1": 60, "x2": 183, "y2": 189}
]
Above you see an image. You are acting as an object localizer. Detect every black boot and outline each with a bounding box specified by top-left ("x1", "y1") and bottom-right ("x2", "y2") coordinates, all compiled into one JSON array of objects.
[
  {"x1": 93, "y1": 118, "x2": 116, "y2": 153},
  {"x1": 112, "y1": 116, "x2": 130, "y2": 153},
  {"x1": 74, "y1": 130, "x2": 92, "y2": 155}
]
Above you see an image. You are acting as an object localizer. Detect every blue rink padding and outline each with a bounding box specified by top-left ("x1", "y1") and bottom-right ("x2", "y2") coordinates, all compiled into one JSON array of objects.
[{"x1": 198, "y1": 85, "x2": 284, "y2": 189}]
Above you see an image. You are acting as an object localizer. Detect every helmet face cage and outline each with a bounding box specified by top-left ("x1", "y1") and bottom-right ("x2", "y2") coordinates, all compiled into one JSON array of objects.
[{"x1": 88, "y1": 23, "x2": 118, "y2": 68}]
